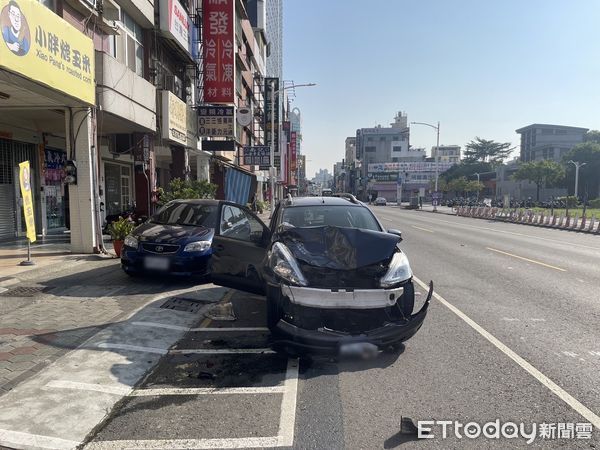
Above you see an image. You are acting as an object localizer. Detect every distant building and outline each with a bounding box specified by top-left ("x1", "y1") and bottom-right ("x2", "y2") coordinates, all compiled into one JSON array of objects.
[
  {"x1": 345, "y1": 137, "x2": 356, "y2": 166},
  {"x1": 515, "y1": 124, "x2": 588, "y2": 163},
  {"x1": 265, "y1": 0, "x2": 283, "y2": 80},
  {"x1": 432, "y1": 145, "x2": 461, "y2": 163},
  {"x1": 496, "y1": 158, "x2": 567, "y2": 202}
]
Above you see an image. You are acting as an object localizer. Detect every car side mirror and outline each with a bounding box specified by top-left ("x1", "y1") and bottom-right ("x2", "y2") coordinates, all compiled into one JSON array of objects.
[{"x1": 388, "y1": 229, "x2": 402, "y2": 241}]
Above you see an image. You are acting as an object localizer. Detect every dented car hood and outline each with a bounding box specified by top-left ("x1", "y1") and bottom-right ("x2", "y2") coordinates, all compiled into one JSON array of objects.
[{"x1": 275, "y1": 226, "x2": 400, "y2": 270}]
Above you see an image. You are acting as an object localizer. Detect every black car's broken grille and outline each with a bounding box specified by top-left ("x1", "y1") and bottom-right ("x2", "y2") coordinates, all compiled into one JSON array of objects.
[{"x1": 297, "y1": 260, "x2": 389, "y2": 289}]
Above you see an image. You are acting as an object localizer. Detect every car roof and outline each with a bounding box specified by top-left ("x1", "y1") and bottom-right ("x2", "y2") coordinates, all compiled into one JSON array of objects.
[
  {"x1": 169, "y1": 199, "x2": 220, "y2": 206},
  {"x1": 282, "y1": 196, "x2": 363, "y2": 207}
]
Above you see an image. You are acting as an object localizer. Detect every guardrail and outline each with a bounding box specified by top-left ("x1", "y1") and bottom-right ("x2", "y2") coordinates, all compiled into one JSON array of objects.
[{"x1": 455, "y1": 206, "x2": 600, "y2": 234}]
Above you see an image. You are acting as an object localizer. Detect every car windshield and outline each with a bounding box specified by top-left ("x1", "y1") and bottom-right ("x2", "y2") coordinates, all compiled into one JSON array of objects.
[
  {"x1": 150, "y1": 203, "x2": 218, "y2": 227},
  {"x1": 281, "y1": 205, "x2": 381, "y2": 231}
]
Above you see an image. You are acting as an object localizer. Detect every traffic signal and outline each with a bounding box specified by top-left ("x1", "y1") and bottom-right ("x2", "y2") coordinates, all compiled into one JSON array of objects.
[{"x1": 64, "y1": 160, "x2": 77, "y2": 184}]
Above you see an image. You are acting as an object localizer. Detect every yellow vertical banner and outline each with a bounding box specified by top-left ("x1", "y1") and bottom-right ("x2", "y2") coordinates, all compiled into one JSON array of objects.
[{"x1": 18, "y1": 160, "x2": 36, "y2": 243}]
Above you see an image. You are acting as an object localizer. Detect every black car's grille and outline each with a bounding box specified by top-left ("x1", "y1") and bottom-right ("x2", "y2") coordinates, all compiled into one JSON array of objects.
[
  {"x1": 297, "y1": 260, "x2": 389, "y2": 289},
  {"x1": 141, "y1": 243, "x2": 180, "y2": 254}
]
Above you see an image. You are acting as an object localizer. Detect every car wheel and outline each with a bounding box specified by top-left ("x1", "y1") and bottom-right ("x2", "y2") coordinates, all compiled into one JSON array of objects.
[
  {"x1": 124, "y1": 270, "x2": 141, "y2": 278},
  {"x1": 401, "y1": 281, "x2": 415, "y2": 316}
]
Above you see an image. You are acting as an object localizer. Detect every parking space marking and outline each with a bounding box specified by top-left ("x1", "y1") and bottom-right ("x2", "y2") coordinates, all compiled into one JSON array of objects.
[
  {"x1": 411, "y1": 225, "x2": 434, "y2": 233},
  {"x1": 132, "y1": 322, "x2": 190, "y2": 331},
  {"x1": 0, "y1": 429, "x2": 80, "y2": 450},
  {"x1": 277, "y1": 358, "x2": 299, "y2": 446},
  {"x1": 86, "y1": 358, "x2": 300, "y2": 449},
  {"x1": 412, "y1": 275, "x2": 600, "y2": 430},
  {"x1": 44, "y1": 380, "x2": 131, "y2": 396},
  {"x1": 96, "y1": 343, "x2": 169, "y2": 355},
  {"x1": 169, "y1": 348, "x2": 276, "y2": 355},
  {"x1": 190, "y1": 327, "x2": 269, "y2": 332},
  {"x1": 130, "y1": 386, "x2": 286, "y2": 396},
  {"x1": 486, "y1": 247, "x2": 567, "y2": 272},
  {"x1": 86, "y1": 436, "x2": 281, "y2": 449}
]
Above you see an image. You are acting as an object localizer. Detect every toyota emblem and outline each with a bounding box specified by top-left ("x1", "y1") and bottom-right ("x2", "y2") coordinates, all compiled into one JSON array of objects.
[{"x1": 155, "y1": 245, "x2": 163, "y2": 252}]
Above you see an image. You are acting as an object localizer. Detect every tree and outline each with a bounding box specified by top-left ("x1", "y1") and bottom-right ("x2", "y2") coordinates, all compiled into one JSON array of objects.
[
  {"x1": 447, "y1": 177, "x2": 469, "y2": 195},
  {"x1": 563, "y1": 142, "x2": 600, "y2": 198},
  {"x1": 465, "y1": 180, "x2": 484, "y2": 195},
  {"x1": 583, "y1": 130, "x2": 600, "y2": 144},
  {"x1": 440, "y1": 161, "x2": 492, "y2": 183},
  {"x1": 464, "y1": 137, "x2": 513, "y2": 165},
  {"x1": 512, "y1": 160, "x2": 565, "y2": 201},
  {"x1": 157, "y1": 178, "x2": 217, "y2": 206}
]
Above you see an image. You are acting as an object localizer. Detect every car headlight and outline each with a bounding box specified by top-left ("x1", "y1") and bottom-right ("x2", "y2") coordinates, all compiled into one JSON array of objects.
[
  {"x1": 124, "y1": 235, "x2": 138, "y2": 248},
  {"x1": 183, "y1": 241, "x2": 212, "y2": 252},
  {"x1": 380, "y1": 251, "x2": 412, "y2": 288},
  {"x1": 268, "y1": 242, "x2": 308, "y2": 287}
]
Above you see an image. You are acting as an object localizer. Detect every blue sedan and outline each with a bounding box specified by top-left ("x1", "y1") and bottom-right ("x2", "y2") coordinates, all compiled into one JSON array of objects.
[{"x1": 121, "y1": 199, "x2": 232, "y2": 278}]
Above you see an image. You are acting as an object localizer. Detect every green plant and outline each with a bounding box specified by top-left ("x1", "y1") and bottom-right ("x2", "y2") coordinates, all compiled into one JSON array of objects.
[
  {"x1": 557, "y1": 196, "x2": 578, "y2": 208},
  {"x1": 588, "y1": 198, "x2": 600, "y2": 208},
  {"x1": 256, "y1": 200, "x2": 269, "y2": 213},
  {"x1": 157, "y1": 178, "x2": 217, "y2": 206},
  {"x1": 108, "y1": 217, "x2": 135, "y2": 240}
]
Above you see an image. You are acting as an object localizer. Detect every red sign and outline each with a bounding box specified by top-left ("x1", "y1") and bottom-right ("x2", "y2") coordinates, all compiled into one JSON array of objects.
[
  {"x1": 202, "y1": 0, "x2": 234, "y2": 104},
  {"x1": 290, "y1": 131, "x2": 297, "y2": 173}
]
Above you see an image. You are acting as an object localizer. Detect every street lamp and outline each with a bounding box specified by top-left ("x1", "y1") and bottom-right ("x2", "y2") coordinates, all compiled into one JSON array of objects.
[
  {"x1": 269, "y1": 82, "x2": 316, "y2": 212},
  {"x1": 568, "y1": 160, "x2": 586, "y2": 199},
  {"x1": 411, "y1": 121, "x2": 440, "y2": 211}
]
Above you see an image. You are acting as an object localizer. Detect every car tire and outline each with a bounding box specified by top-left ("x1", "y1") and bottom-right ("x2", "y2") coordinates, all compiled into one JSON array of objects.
[
  {"x1": 124, "y1": 270, "x2": 141, "y2": 278},
  {"x1": 401, "y1": 281, "x2": 415, "y2": 316}
]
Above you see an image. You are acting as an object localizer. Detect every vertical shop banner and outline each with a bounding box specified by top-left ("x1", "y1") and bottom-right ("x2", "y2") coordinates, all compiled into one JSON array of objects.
[
  {"x1": 202, "y1": 0, "x2": 234, "y2": 103},
  {"x1": 18, "y1": 161, "x2": 36, "y2": 242},
  {"x1": 0, "y1": 0, "x2": 94, "y2": 104},
  {"x1": 264, "y1": 77, "x2": 279, "y2": 159},
  {"x1": 290, "y1": 131, "x2": 297, "y2": 173}
]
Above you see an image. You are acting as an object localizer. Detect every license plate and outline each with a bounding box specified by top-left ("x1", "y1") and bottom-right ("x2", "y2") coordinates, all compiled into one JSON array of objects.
[
  {"x1": 339, "y1": 342, "x2": 379, "y2": 358},
  {"x1": 144, "y1": 256, "x2": 170, "y2": 271}
]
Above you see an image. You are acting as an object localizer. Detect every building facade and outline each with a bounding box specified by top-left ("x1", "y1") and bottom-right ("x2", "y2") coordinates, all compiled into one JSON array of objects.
[
  {"x1": 516, "y1": 124, "x2": 588, "y2": 162},
  {"x1": 431, "y1": 145, "x2": 461, "y2": 163}
]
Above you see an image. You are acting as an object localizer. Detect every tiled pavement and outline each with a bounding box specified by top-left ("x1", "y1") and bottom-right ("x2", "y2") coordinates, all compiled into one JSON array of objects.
[{"x1": 0, "y1": 256, "x2": 198, "y2": 395}]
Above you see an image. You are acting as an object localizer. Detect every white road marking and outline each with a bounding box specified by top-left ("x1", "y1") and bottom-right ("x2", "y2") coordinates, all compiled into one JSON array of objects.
[
  {"x1": 562, "y1": 351, "x2": 578, "y2": 358},
  {"x1": 169, "y1": 348, "x2": 276, "y2": 355},
  {"x1": 412, "y1": 275, "x2": 600, "y2": 430},
  {"x1": 277, "y1": 358, "x2": 299, "y2": 447},
  {"x1": 0, "y1": 428, "x2": 80, "y2": 450},
  {"x1": 132, "y1": 322, "x2": 270, "y2": 333},
  {"x1": 486, "y1": 247, "x2": 567, "y2": 272},
  {"x1": 411, "y1": 225, "x2": 434, "y2": 233},
  {"x1": 588, "y1": 351, "x2": 600, "y2": 357},
  {"x1": 44, "y1": 380, "x2": 131, "y2": 396},
  {"x1": 402, "y1": 214, "x2": 600, "y2": 251},
  {"x1": 85, "y1": 437, "x2": 281, "y2": 449},
  {"x1": 530, "y1": 318, "x2": 546, "y2": 322},
  {"x1": 190, "y1": 327, "x2": 270, "y2": 332},
  {"x1": 502, "y1": 317, "x2": 520, "y2": 322},
  {"x1": 132, "y1": 322, "x2": 190, "y2": 331},
  {"x1": 96, "y1": 343, "x2": 168, "y2": 355},
  {"x1": 130, "y1": 386, "x2": 286, "y2": 396},
  {"x1": 86, "y1": 358, "x2": 300, "y2": 449}
]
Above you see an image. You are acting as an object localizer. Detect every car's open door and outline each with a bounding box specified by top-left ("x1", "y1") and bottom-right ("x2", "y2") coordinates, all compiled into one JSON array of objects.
[{"x1": 210, "y1": 202, "x2": 269, "y2": 295}]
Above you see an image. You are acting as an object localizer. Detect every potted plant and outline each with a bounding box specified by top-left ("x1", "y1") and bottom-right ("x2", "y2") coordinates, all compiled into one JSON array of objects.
[{"x1": 108, "y1": 216, "x2": 136, "y2": 257}]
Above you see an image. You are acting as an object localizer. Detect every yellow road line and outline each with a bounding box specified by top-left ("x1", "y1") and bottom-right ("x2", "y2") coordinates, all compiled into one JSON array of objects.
[
  {"x1": 486, "y1": 247, "x2": 567, "y2": 272},
  {"x1": 412, "y1": 225, "x2": 434, "y2": 233}
]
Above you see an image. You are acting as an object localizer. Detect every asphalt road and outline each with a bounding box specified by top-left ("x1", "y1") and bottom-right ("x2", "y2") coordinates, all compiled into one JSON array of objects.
[{"x1": 82, "y1": 208, "x2": 600, "y2": 449}]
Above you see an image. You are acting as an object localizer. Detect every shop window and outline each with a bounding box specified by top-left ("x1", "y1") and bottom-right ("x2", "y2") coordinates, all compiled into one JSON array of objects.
[{"x1": 105, "y1": 163, "x2": 132, "y2": 215}]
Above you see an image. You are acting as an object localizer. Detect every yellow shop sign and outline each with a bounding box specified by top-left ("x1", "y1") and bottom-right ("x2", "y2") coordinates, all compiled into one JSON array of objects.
[
  {"x1": 18, "y1": 160, "x2": 36, "y2": 243},
  {"x1": 0, "y1": 0, "x2": 95, "y2": 104}
]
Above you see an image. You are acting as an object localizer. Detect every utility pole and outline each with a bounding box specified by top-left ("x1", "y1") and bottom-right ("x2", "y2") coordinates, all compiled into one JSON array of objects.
[
  {"x1": 411, "y1": 121, "x2": 441, "y2": 211},
  {"x1": 568, "y1": 160, "x2": 586, "y2": 199}
]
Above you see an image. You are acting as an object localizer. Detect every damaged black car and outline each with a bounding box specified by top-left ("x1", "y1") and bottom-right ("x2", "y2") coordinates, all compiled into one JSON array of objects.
[{"x1": 209, "y1": 195, "x2": 432, "y2": 355}]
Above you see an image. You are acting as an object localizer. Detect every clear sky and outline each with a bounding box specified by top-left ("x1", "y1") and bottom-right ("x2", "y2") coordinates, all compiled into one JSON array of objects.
[{"x1": 283, "y1": 0, "x2": 600, "y2": 179}]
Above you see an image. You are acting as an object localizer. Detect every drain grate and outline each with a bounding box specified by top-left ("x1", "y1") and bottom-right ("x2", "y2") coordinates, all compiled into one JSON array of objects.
[
  {"x1": 0, "y1": 286, "x2": 47, "y2": 297},
  {"x1": 160, "y1": 297, "x2": 208, "y2": 313}
]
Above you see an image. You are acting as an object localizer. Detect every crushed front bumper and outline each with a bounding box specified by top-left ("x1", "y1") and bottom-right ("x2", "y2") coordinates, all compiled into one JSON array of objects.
[{"x1": 270, "y1": 281, "x2": 433, "y2": 355}]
